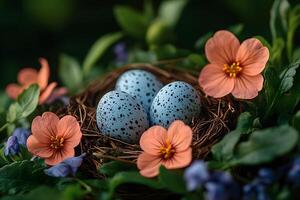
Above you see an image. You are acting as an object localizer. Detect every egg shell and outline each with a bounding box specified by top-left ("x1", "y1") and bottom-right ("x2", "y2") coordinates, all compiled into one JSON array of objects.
[
  {"x1": 96, "y1": 90, "x2": 149, "y2": 144},
  {"x1": 115, "y1": 69, "x2": 163, "y2": 113},
  {"x1": 150, "y1": 81, "x2": 202, "y2": 128}
]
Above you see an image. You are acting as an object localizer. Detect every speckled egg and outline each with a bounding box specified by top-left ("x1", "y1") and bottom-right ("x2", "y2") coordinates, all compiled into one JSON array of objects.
[
  {"x1": 96, "y1": 91, "x2": 149, "y2": 144},
  {"x1": 150, "y1": 81, "x2": 201, "y2": 128},
  {"x1": 115, "y1": 70, "x2": 163, "y2": 113}
]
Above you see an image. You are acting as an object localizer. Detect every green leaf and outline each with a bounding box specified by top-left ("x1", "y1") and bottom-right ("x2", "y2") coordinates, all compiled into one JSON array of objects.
[
  {"x1": 292, "y1": 48, "x2": 300, "y2": 62},
  {"x1": 187, "y1": 54, "x2": 206, "y2": 67},
  {"x1": 263, "y1": 61, "x2": 300, "y2": 121},
  {"x1": 233, "y1": 125, "x2": 298, "y2": 165},
  {"x1": 128, "y1": 49, "x2": 157, "y2": 63},
  {"x1": 146, "y1": 19, "x2": 173, "y2": 45},
  {"x1": 158, "y1": 0, "x2": 188, "y2": 27},
  {"x1": 292, "y1": 110, "x2": 300, "y2": 132},
  {"x1": 106, "y1": 171, "x2": 163, "y2": 199},
  {"x1": 0, "y1": 160, "x2": 50, "y2": 194},
  {"x1": 99, "y1": 161, "x2": 137, "y2": 177},
  {"x1": 6, "y1": 103, "x2": 22, "y2": 123},
  {"x1": 82, "y1": 32, "x2": 123, "y2": 75},
  {"x1": 211, "y1": 130, "x2": 242, "y2": 162},
  {"x1": 61, "y1": 184, "x2": 87, "y2": 200},
  {"x1": 236, "y1": 112, "x2": 254, "y2": 134},
  {"x1": 17, "y1": 84, "x2": 40, "y2": 119},
  {"x1": 0, "y1": 112, "x2": 6, "y2": 129},
  {"x1": 211, "y1": 112, "x2": 254, "y2": 163},
  {"x1": 0, "y1": 91, "x2": 11, "y2": 113},
  {"x1": 0, "y1": 186, "x2": 62, "y2": 200},
  {"x1": 144, "y1": 0, "x2": 154, "y2": 21},
  {"x1": 278, "y1": 61, "x2": 300, "y2": 93},
  {"x1": 271, "y1": 37, "x2": 285, "y2": 65},
  {"x1": 270, "y1": 0, "x2": 290, "y2": 42},
  {"x1": 287, "y1": 5, "x2": 300, "y2": 61},
  {"x1": 151, "y1": 44, "x2": 177, "y2": 59},
  {"x1": 114, "y1": 6, "x2": 150, "y2": 39},
  {"x1": 158, "y1": 166, "x2": 186, "y2": 194},
  {"x1": 228, "y1": 24, "x2": 244, "y2": 36},
  {"x1": 59, "y1": 54, "x2": 83, "y2": 94},
  {"x1": 275, "y1": 63, "x2": 300, "y2": 118}
]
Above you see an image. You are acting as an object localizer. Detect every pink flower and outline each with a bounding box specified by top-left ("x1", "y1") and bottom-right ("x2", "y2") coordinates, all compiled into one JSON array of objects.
[
  {"x1": 137, "y1": 120, "x2": 192, "y2": 178},
  {"x1": 6, "y1": 58, "x2": 67, "y2": 104},
  {"x1": 27, "y1": 112, "x2": 82, "y2": 166},
  {"x1": 199, "y1": 30, "x2": 269, "y2": 99}
]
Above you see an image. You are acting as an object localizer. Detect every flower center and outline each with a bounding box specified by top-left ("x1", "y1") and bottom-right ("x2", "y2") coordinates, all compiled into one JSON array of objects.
[
  {"x1": 159, "y1": 138, "x2": 175, "y2": 159},
  {"x1": 50, "y1": 136, "x2": 64, "y2": 149},
  {"x1": 223, "y1": 61, "x2": 242, "y2": 78}
]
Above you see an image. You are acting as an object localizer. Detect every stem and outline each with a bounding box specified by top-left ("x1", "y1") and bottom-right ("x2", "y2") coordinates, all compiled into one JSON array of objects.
[
  {"x1": 75, "y1": 178, "x2": 92, "y2": 193},
  {"x1": 0, "y1": 123, "x2": 9, "y2": 132},
  {"x1": 263, "y1": 90, "x2": 280, "y2": 123},
  {"x1": 287, "y1": 28, "x2": 294, "y2": 62}
]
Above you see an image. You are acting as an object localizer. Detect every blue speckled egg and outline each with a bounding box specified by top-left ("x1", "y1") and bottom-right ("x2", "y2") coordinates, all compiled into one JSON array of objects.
[
  {"x1": 96, "y1": 91, "x2": 149, "y2": 144},
  {"x1": 115, "y1": 70, "x2": 163, "y2": 113},
  {"x1": 150, "y1": 81, "x2": 201, "y2": 128}
]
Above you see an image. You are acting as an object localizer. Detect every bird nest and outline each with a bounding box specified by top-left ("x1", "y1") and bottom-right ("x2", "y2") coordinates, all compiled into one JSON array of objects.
[{"x1": 58, "y1": 63, "x2": 241, "y2": 176}]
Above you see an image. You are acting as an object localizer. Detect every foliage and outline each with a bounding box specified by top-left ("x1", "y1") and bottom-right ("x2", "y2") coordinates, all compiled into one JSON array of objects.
[{"x1": 1, "y1": 0, "x2": 300, "y2": 199}]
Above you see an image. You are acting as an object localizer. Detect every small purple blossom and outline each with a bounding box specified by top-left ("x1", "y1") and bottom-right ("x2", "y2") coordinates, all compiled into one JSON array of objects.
[
  {"x1": 114, "y1": 42, "x2": 128, "y2": 63},
  {"x1": 184, "y1": 160, "x2": 240, "y2": 200},
  {"x1": 288, "y1": 157, "x2": 300, "y2": 185},
  {"x1": 12, "y1": 128, "x2": 31, "y2": 147},
  {"x1": 4, "y1": 136, "x2": 20, "y2": 156},
  {"x1": 184, "y1": 161, "x2": 210, "y2": 191},
  {"x1": 206, "y1": 182, "x2": 227, "y2": 200},
  {"x1": 44, "y1": 154, "x2": 85, "y2": 177},
  {"x1": 257, "y1": 168, "x2": 274, "y2": 185},
  {"x1": 243, "y1": 168, "x2": 274, "y2": 200}
]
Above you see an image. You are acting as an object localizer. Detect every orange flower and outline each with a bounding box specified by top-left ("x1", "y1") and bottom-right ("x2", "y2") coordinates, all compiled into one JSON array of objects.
[
  {"x1": 27, "y1": 112, "x2": 82, "y2": 166},
  {"x1": 137, "y1": 120, "x2": 192, "y2": 178},
  {"x1": 199, "y1": 30, "x2": 269, "y2": 99},
  {"x1": 6, "y1": 58, "x2": 65, "y2": 104}
]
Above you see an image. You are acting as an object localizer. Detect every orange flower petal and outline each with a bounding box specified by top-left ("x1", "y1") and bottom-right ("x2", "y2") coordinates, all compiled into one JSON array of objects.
[
  {"x1": 140, "y1": 126, "x2": 168, "y2": 155},
  {"x1": 5, "y1": 83, "x2": 23, "y2": 99},
  {"x1": 45, "y1": 148, "x2": 75, "y2": 166},
  {"x1": 236, "y1": 38, "x2": 269, "y2": 76},
  {"x1": 205, "y1": 30, "x2": 240, "y2": 65},
  {"x1": 168, "y1": 120, "x2": 192, "y2": 151},
  {"x1": 31, "y1": 112, "x2": 59, "y2": 143},
  {"x1": 232, "y1": 74, "x2": 264, "y2": 99},
  {"x1": 199, "y1": 64, "x2": 235, "y2": 98},
  {"x1": 163, "y1": 148, "x2": 192, "y2": 169},
  {"x1": 17, "y1": 68, "x2": 38, "y2": 86},
  {"x1": 39, "y1": 82, "x2": 57, "y2": 104},
  {"x1": 137, "y1": 152, "x2": 161, "y2": 178},
  {"x1": 37, "y1": 58, "x2": 50, "y2": 90},
  {"x1": 27, "y1": 136, "x2": 53, "y2": 158},
  {"x1": 57, "y1": 115, "x2": 82, "y2": 147}
]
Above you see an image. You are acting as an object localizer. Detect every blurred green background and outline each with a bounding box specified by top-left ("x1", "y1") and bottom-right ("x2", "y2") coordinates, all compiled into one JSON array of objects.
[{"x1": 0, "y1": 0, "x2": 299, "y2": 89}]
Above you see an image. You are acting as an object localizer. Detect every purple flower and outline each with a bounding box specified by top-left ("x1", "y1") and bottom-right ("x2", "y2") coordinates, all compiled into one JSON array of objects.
[
  {"x1": 184, "y1": 161, "x2": 210, "y2": 191},
  {"x1": 257, "y1": 168, "x2": 274, "y2": 185},
  {"x1": 243, "y1": 168, "x2": 273, "y2": 200},
  {"x1": 44, "y1": 154, "x2": 85, "y2": 177},
  {"x1": 243, "y1": 184, "x2": 269, "y2": 200},
  {"x1": 184, "y1": 160, "x2": 240, "y2": 200},
  {"x1": 288, "y1": 157, "x2": 300, "y2": 185},
  {"x1": 12, "y1": 128, "x2": 31, "y2": 147},
  {"x1": 114, "y1": 42, "x2": 128, "y2": 63},
  {"x1": 206, "y1": 182, "x2": 227, "y2": 200},
  {"x1": 4, "y1": 136, "x2": 20, "y2": 156}
]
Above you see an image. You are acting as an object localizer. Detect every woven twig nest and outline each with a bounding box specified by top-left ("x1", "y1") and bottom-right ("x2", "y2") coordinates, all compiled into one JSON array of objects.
[{"x1": 59, "y1": 63, "x2": 241, "y2": 176}]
